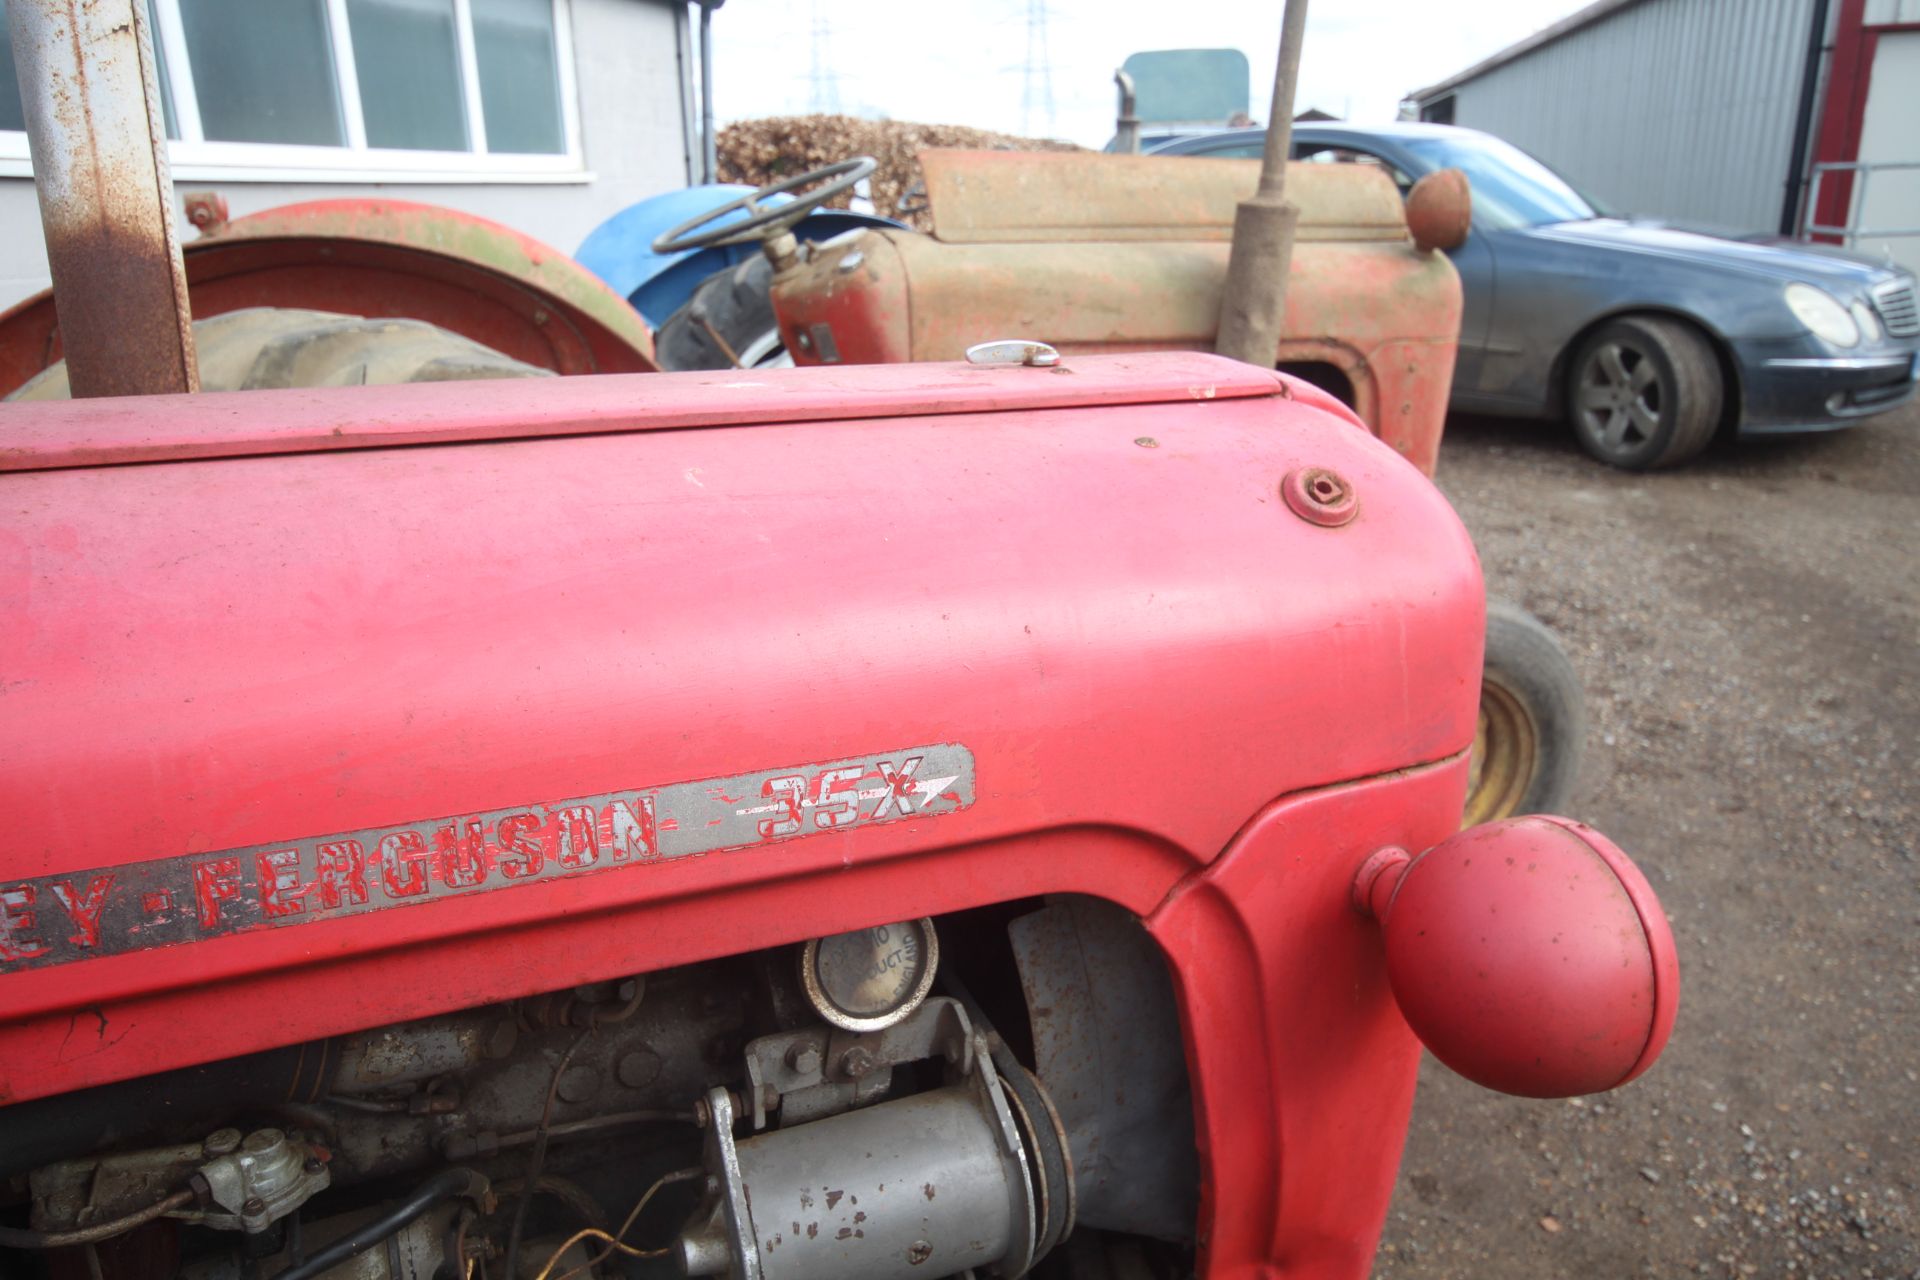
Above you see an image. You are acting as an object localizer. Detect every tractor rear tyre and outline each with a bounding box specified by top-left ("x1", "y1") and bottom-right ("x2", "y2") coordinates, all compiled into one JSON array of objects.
[
  {"x1": 653, "y1": 254, "x2": 788, "y2": 371},
  {"x1": 1465, "y1": 600, "x2": 1586, "y2": 825},
  {"x1": 8, "y1": 308, "x2": 550, "y2": 399}
]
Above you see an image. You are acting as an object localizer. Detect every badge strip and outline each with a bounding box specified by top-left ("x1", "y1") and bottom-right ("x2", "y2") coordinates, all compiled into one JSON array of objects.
[{"x1": 0, "y1": 744, "x2": 976, "y2": 972}]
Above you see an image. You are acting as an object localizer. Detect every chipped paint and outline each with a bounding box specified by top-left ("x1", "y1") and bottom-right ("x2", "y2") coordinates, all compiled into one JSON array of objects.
[{"x1": 0, "y1": 745, "x2": 975, "y2": 972}]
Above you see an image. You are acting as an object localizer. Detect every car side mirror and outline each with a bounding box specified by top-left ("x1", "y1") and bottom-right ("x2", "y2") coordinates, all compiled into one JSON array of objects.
[{"x1": 1406, "y1": 167, "x2": 1472, "y2": 253}]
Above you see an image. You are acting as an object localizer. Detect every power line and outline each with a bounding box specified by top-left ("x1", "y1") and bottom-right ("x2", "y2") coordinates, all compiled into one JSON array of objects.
[
  {"x1": 1020, "y1": 0, "x2": 1054, "y2": 135},
  {"x1": 808, "y1": 5, "x2": 841, "y2": 114}
]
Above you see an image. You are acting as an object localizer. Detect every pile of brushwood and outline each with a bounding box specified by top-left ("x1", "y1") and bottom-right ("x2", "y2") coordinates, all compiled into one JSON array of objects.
[{"x1": 717, "y1": 115, "x2": 1080, "y2": 229}]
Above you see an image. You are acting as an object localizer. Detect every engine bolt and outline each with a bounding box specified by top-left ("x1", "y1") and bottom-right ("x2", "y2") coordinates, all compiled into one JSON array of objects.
[
  {"x1": 242, "y1": 1129, "x2": 281, "y2": 1153},
  {"x1": 482, "y1": 1019, "x2": 519, "y2": 1061},
  {"x1": 617, "y1": 1047, "x2": 663, "y2": 1089},
  {"x1": 203, "y1": 1128, "x2": 242, "y2": 1157},
  {"x1": 692, "y1": 1097, "x2": 712, "y2": 1129},
  {"x1": 838, "y1": 1046, "x2": 876, "y2": 1080},
  {"x1": 1281, "y1": 466, "x2": 1358, "y2": 528},
  {"x1": 242, "y1": 1197, "x2": 266, "y2": 1217},
  {"x1": 907, "y1": 1241, "x2": 933, "y2": 1266},
  {"x1": 786, "y1": 1042, "x2": 823, "y2": 1076},
  {"x1": 555, "y1": 1064, "x2": 600, "y2": 1105},
  {"x1": 303, "y1": 1157, "x2": 325, "y2": 1175}
]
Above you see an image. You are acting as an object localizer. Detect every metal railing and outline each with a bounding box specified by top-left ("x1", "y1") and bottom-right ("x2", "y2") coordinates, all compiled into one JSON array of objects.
[{"x1": 1798, "y1": 161, "x2": 1920, "y2": 246}]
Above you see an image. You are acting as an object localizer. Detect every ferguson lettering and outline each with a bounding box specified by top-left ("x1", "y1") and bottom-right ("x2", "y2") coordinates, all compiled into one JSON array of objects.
[{"x1": 0, "y1": 744, "x2": 975, "y2": 972}]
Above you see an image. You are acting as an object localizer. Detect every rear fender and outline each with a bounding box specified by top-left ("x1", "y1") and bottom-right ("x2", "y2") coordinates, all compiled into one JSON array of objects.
[{"x1": 0, "y1": 198, "x2": 660, "y2": 395}]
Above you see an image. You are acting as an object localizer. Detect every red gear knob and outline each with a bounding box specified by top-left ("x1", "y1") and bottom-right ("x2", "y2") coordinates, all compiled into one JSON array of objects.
[{"x1": 1355, "y1": 816, "x2": 1680, "y2": 1099}]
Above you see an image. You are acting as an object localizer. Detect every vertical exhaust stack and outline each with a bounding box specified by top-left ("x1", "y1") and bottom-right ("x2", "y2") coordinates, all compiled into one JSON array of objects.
[
  {"x1": 8, "y1": 0, "x2": 198, "y2": 396},
  {"x1": 1113, "y1": 70, "x2": 1140, "y2": 155},
  {"x1": 1216, "y1": 0, "x2": 1309, "y2": 369}
]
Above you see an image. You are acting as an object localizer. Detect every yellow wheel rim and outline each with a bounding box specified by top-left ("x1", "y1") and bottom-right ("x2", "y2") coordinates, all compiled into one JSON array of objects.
[{"x1": 1463, "y1": 677, "x2": 1539, "y2": 827}]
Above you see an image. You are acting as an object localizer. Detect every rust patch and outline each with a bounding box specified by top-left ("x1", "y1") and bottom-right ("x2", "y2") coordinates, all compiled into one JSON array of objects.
[
  {"x1": 24, "y1": 0, "x2": 196, "y2": 397},
  {"x1": 46, "y1": 219, "x2": 197, "y2": 398}
]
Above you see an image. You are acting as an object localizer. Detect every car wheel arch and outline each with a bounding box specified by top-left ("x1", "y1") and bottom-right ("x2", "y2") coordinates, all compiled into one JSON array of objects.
[{"x1": 1548, "y1": 306, "x2": 1742, "y2": 442}]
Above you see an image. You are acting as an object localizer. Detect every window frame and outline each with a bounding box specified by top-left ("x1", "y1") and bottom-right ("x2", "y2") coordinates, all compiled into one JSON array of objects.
[{"x1": 0, "y1": 0, "x2": 588, "y2": 184}]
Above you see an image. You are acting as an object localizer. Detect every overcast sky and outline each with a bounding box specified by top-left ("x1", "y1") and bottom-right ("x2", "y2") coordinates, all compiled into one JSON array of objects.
[{"x1": 709, "y1": 1, "x2": 1587, "y2": 147}]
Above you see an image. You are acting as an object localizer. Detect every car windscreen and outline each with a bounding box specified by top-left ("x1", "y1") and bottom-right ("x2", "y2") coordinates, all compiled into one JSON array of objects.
[{"x1": 1402, "y1": 134, "x2": 1604, "y2": 229}]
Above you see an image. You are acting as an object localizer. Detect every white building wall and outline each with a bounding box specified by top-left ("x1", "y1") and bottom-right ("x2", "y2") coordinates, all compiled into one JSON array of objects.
[
  {"x1": 0, "y1": 0, "x2": 692, "y2": 310},
  {"x1": 1420, "y1": 0, "x2": 1821, "y2": 234}
]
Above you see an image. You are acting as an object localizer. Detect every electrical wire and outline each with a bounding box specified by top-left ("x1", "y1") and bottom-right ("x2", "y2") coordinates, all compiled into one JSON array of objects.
[
  {"x1": 269, "y1": 1168, "x2": 489, "y2": 1280},
  {"x1": 325, "y1": 1094, "x2": 411, "y2": 1114},
  {"x1": 531, "y1": 1166, "x2": 704, "y2": 1280},
  {"x1": 489, "y1": 1175, "x2": 608, "y2": 1235},
  {"x1": 0, "y1": 1189, "x2": 194, "y2": 1250},
  {"x1": 444, "y1": 1108, "x2": 696, "y2": 1160},
  {"x1": 500, "y1": 1026, "x2": 595, "y2": 1280}
]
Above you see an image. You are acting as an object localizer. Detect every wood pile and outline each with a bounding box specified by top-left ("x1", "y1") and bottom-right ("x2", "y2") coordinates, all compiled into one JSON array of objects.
[{"x1": 716, "y1": 115, "x2": 1081, "y2": 229}]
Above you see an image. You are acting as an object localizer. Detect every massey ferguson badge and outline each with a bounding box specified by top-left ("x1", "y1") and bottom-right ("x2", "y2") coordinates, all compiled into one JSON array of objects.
[{"x1": 0, "y1": 745, "x2": 974, "y2": 970}]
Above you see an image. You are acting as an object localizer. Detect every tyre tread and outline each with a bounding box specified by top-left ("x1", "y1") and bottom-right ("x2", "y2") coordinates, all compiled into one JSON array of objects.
[
  {"x1": 1568, "y1": 314, "x2": 1723, "y2": 470},
  {"x1": 8, "y1": 308, "x2": 548, "y2": 399},
  {"x1": 653, "y1": 254, "x2": 780, "y2": 372},
  {"x1": 1483, "y1": 600, "x2": 1587, "y2": 817}
]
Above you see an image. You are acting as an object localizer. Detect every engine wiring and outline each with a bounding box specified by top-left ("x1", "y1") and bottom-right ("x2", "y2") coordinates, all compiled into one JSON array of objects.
[
  {"x1": 0, "y1": 1189, "x2": 195, "y2": 1250},
  {"x1": 269, "y1": 1168, "x2": 491, "y2": 1280},
  {"x1": 499, "y1": 1025, "x2": 596, "y2": 1280},
  {"x1": 530, "y1": 1166, "x2": 706, "y2": 1280}
]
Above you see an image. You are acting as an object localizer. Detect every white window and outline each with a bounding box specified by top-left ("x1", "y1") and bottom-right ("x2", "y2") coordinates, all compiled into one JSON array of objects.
[{"x1": 0, "y1": 0, "x2": 584, "y2": 183}]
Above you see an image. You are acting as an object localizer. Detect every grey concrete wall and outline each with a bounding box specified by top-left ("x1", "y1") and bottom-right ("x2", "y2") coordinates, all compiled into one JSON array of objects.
[
  {"x1": 1425, "y1": 0, "x2": 1821, "y2": 233},
  {"x1": 0, "y1": 0, "x2": 691, "y2": 310}
]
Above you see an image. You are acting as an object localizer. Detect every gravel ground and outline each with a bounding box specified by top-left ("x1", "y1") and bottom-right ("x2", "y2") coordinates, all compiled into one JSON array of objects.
[{"x1": 1373, "y1": 401, "x2": 1920, "y2": 1279}]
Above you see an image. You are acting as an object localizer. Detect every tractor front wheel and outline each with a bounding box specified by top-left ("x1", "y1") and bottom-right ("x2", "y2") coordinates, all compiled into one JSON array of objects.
[{"x1": 1465, "y1": 600, "x2": 1587, "y2": 825}]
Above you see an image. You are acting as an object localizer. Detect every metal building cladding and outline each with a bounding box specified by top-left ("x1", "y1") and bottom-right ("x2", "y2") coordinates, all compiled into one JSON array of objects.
[{"x1": 1409, "y1": 0, "x2": 1920, "y2": 270}]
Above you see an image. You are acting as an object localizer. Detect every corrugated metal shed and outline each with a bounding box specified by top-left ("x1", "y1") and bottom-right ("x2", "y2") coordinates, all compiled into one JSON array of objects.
[{"x1": 1410, "y1": 0, "x2": 1822, "y2": 233}]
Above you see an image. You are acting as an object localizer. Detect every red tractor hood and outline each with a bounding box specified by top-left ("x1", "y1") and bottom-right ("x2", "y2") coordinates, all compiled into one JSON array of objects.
[{"x1": 0, "y1": 353, "x2": 1482, "y2": 1103}]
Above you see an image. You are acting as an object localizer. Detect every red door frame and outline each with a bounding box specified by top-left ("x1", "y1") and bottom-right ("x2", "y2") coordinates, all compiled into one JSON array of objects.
[{"x1": 1808, "y1": 0, "x2": 1920, "y2": 241}]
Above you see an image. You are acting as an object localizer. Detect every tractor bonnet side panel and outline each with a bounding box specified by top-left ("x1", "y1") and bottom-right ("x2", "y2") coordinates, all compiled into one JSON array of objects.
[
  {"x1": 917, "y1": 149, "x2": 1410, "y2": 244},
  {"x1": 0, "y1": 355, "x2": 1481, "y2": 1103},
  {"x1": 773, "y1": 231, "x2": 1461, "y2": 473}
]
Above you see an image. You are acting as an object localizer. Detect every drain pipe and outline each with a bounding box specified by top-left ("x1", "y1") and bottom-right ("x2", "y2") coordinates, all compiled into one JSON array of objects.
[
  {"x1": 1216, "y1": 0, "x2": 1308, "y2": 369},
  {"x1": 698, "y1": 0, "x2": 724, "y2": 184},
  {"x1": 7, "y1": 0, "x2": 198, "y2": 396},
  {"x1": 1779, "y1": 0, "x2": 1832, "y2": 237}
]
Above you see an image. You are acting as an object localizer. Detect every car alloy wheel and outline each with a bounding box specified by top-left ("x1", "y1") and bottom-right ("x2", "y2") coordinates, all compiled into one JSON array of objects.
[
  {"x1": 1567, "y1": 315, "x2": 1723, "y2": 470},
  {"x1": 1576, "y1": 338, "x2": 1663, "y2": 454}
]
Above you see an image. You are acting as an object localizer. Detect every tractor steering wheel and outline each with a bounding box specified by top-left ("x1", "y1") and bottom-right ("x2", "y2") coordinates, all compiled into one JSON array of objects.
[{"x1": 651, "y1": 157, "x2": 879, "y2": 254}]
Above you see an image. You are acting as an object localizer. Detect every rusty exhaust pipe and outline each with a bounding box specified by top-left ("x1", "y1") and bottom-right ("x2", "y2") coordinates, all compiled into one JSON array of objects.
[
  {"x1": 8, "y1": 0, "x2": 198, "y2": 396},
  {"x1": 1215, "y1": 0, "x2": 1308, "y2": 369}
]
